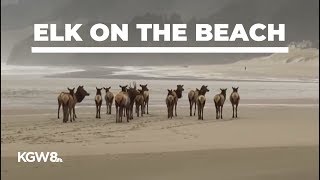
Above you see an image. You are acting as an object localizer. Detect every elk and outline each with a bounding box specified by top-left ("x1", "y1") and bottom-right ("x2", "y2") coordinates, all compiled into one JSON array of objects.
[
  {"x1": 66, "y1": 88, "x2": 76, "y2": 122},
  {"x1": 140, "y1": 84, "x2": 149, "y2": 114},
  {"x1": 56, "y1": 87, "x2": 74, "y2": 123},
  {"x1": 127, "y1": 82, "x2": 139, "y2": 120},
  {"x1": 166, "y1": 89, "x2": 175, "y2": 119},
  {"x1": 115, "y1": 85, "x2": 130, "y2": 123},
  {"x1": 134, "y1": 89, "x2": 145, "y2": 117},
  {"x1": 57, "y1": 85, "x2": 90, "y2": 120},
  {"x1": 188, "y1": 88, "x2": 200, "y2": 116},
  {"x1": 104, "y1": 87, "x2": 114, "y2": 114},
  {"x1": 214, "y1": 88, "x2": 227, "y2": 119},
  {"x1": 95, "y1": 87, "x2": 103, "y2": 119},
  {"x1": 230, "y1": 87, "x2": 240, "y2": 118},
  {"x1": 172, "y1": 85, "x2": 184, "y2": 116},
  {"x1": 197, "y1": 86, "x2": 209, "y2": 120}
]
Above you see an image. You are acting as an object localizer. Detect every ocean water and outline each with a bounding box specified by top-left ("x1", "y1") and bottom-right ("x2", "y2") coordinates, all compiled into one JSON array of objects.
[{"x1": 104, "y1": 66, "x2": 319, "y2": 83}]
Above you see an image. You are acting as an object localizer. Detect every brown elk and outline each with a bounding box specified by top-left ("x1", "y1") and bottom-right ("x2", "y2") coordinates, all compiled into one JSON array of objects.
[
  {"x1": 95, "y1": 87, "x2": 103, "y2": 119},
  {"x1": 104, "y1": 87, "x2": 114, "y2": 114},
  {"x1": 140, "y1": 84, "x2": 149, "y2": 114},
  {"x1": 214, "y1": 88, "x2": 227, "y2": 119},
  {"x1": 127, "y1": 82, "x2": 139, "y2": 120},
  {"x1": 115, "y1": 85, "x2": 130, "y2": 123},
  {"x1": 197, "y1": 86, "x2": 209, "y2": 120},
  {"x1": 166, "y1": 89, "x2": 175, "y2": 119},
  {"x1": 135, "y1": 89, "x2": 145, "y2": 117},
  {"x1": 57, "y1": 85, "x2": 90, "y2": 121},
  {"x1": 230, "y1": 87, "x2": 240, "y2": 118},
  {"x1": 67, "y1": 88, "x2": 76, "y2": 122},
  {"x1": 188, "y1": 88, "x2": 200, "y2": 116},
  {"x1": 56, "y1": 87, "x2": 74, "y2": 123},
  {"x1": 172, "y1": 85, "x2": 184, "y2": 116}
]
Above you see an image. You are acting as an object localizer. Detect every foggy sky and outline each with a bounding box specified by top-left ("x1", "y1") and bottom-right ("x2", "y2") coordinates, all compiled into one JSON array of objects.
[{"x1": 1, "y1": 0, "x2": 233, "y2": 30}]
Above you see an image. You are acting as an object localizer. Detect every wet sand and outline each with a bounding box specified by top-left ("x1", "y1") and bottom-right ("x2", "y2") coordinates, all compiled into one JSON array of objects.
[{"x1": 2, "y1": 146, "x2": 318, "y2": 180}]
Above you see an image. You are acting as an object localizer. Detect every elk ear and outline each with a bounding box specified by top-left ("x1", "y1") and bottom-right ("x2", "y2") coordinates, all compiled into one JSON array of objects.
[
  {"x1": 72, "y1": 88, "x2": 75, "y2": 91},
  {"x1": 220, "y1": 88, "x2": 223, "y2": 91},
  {"x1": 109, "y1": 86, "x2": 111, "y2": 89},
  {"x1": 119, "y1": 85, "x2": 122, "y2": 88}
]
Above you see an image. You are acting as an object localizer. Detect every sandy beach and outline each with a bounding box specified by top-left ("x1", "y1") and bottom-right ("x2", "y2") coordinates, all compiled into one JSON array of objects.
[
  {"x1": 1, "y1": 48, "x2": 319, "y2": 179},
  {"x1": 1, "y1": 103, "x2": 319, "y2": 180},
  {"x1": 1, "y1": 77, "x2": 319, "y2": 179}
]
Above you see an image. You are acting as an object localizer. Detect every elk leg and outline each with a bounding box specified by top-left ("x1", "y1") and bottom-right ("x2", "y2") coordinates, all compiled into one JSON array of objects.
[
  {"x1": 141, "y1": 105, "x2": 143, "y2": 117},
  {"x1": 202, "y1": 107, "x2": 204, "y2": 120},
  {"x1": 189, "y1": 100, "x2": 192, "y2": 116},
  {"x1": 116, "y1": 106, "x2": 118, "y2": 123},
  {"x1": 58, "y1": 102, "x2": 61, "y2": 119},
  {"x1": 236, "y1": 104, "x2": 238, "y2": 118},
  {"x1": 198, "y1": 104, "x2": 201, "y2": 120},
  {"x1": 63, "y1": 104, "x2": 68, "y2": 123},
  {"x1": 97, "y1": 105, "x2": 99, "y2": 118},
  {"x1": 98, "y1": 105, "x2": 100, "y2": 118},
  {"x1": 172, "y1": 106, "x2": 174, "y2": 118},
  {"x1": 174, "y1": 102, "x2": 177, "y2": 116},
  {"x1": 221, "y1": 106, "x2": 223, "y2": 119},
  {"x1": 120, "y1": 107, "x2": 122, "y2": 123},
  {"x1": 232, "y1": 104, "x2": 235, "y2": 118},
  {"x1": 194, "y1": 101, "x2": 196, "y2": 116},
  {"x1": 126, "y1": 108, "x2": 130, "y2": 122},
  {"x1": 146, "y1": 101, "x2": 149, "y2": 114},
  {"x1": 72, "y1": 107, "x2": 75, "y2": 121},
  {"x1": 136, "y1": 105, "x2": 139, "y2": 117},
  {"x1": 69, "y1": 107, "x2": 72, "y2": 122},
  {"x1": 107, "y1": 104, "x2": 109, "y2": 114},
  {"x1": 215, "y1": 104, "x2": 218, "y2": 119}
]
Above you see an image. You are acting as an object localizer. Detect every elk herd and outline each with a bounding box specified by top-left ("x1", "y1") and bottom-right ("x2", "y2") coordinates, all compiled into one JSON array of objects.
[{"x1": 57, "y1": 83, "x2": 240, "y2": 123}]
